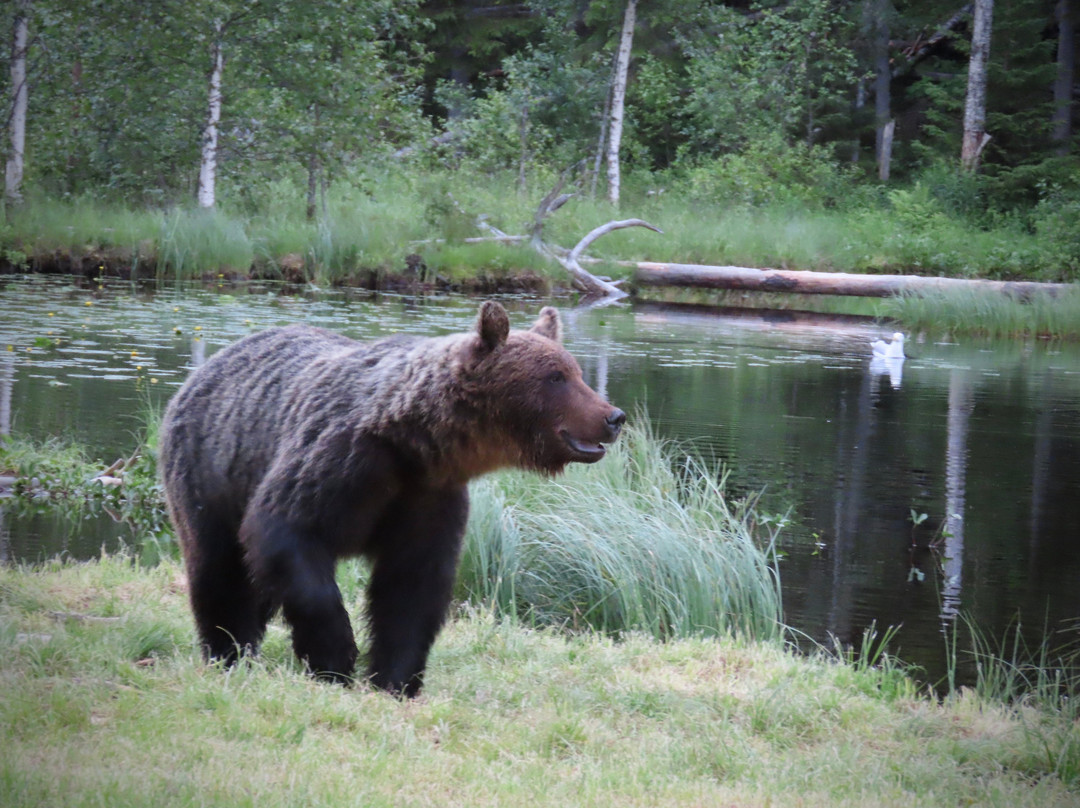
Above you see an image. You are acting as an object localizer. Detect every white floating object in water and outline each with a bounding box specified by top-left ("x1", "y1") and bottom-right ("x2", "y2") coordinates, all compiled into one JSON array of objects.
[{"x1": 871, "y1": 332, "x2": 906, "y2": 360}]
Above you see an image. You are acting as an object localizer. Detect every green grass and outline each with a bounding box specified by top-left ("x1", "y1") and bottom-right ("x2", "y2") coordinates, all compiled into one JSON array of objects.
[
  {"x1": 3, "y1": 168, "x2": 1077, "y2": 288},
  {"x1": 1, "y1": 554, "x2": 1078, "y2": 807},
  {"x1": 157, "y1": 208, "x2": 255, "y2": 279},
  {"x1": 458, "y1": 421, "x2": 782, "y2": 641},
  {"x1": 881, "y1": 286, "x2": 1080, "y2": 339},
  {"x1": 2, "y1": 419, "x2": 1079, "y2": 805}
]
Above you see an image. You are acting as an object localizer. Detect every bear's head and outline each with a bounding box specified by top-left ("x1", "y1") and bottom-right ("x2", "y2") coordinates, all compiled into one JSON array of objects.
[{"x1": 467, "y1": 301, "x2": 625, "y2": 474}]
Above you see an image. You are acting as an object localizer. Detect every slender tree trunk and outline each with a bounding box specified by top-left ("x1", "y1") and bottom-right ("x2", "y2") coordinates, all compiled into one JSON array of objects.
[
  {"x1": 850, "y1": 79, "x2": 866, "y2": 163},
  {"x1": 306, "y1": 151, "x2": 319, "y2": 222},
  {"x1": 961, "y1": 0, "x2": 994, "y2": 171},
  {"x1": 873, "y1": 0, "x2": 893, "y2": 180},
  {"x1": 606, "y1": 0, "x2": 636, "y2": 207},
  {"x1": 518, "y1": 100, "x2": 529, "y2": 193},
  {"x1": 1053, "y1": 0, "x2": 1075, "y2": 154},
  {"x1": 306, "y1": 104, "x2": 320, "y2": 222},
  {"x1": 591, "y1": 65, "x2": 614, "y2": 199},
  {"x1": 5, "y1": 0, "x2": 30, "y2": 207},
  {"x1": 197, "y1": 20, "x2": 224, "y2": 209}
]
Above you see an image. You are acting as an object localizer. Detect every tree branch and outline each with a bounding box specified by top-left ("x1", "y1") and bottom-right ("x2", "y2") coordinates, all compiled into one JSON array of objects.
[{"x1": 555, "y1": 218, "x2": 663, "y2": 303}]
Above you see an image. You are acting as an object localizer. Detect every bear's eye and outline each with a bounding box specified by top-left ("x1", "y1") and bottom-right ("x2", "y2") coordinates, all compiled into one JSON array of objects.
[{"x1": 546, "y1": 370, "x2": 566, "y2": 385}]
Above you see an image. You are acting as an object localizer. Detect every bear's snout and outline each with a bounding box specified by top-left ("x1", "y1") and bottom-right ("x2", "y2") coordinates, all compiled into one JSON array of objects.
[{"x1": 605, "y1": 408, "x2": 627, "y2": 441}]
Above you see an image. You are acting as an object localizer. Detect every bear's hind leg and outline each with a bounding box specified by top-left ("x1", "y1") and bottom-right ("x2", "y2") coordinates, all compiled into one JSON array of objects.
[
  {"x1": 365, "y1": 487, "x2": 469, "y2": 697},
  {"x1": 182, "y1": 516, "x2": 273, "y2": 664}
]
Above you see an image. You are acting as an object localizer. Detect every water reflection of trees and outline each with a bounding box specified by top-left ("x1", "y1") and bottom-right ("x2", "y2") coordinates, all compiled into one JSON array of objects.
[
  {"x1": 0, "y1": 351, "x2": 13, "y2": 437},
  {"x1": 1, "y1": 353, "x2": 12, "y2": 564},
  {"x1": 598, "y1": 316, "x2": 1080, "y2": 682},
  {"x1": 942, "y1": 370, "x2": 974, "y2": 624}
]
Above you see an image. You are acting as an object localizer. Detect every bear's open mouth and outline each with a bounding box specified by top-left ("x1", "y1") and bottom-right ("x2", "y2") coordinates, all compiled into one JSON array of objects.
[{"x1": 560, "y1": 430, "x2": 607, "y2": 462}]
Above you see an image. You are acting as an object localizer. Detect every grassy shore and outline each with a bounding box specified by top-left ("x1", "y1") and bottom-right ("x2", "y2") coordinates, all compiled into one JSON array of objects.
[
  {"x1": 1, "y1": 554, "x2": 1078, "y2": 807},
  {"x1": 3, "y1": 169, "x2": 1077, "y2": 289},
  {"x1": 5, "y1": 171, "x2": 1079, "y2": 339},
  {"x1": 881, "y1": 286, "x2": 1080, "y2": 340},
  {"x1": 2, "y1": 423, "x2": 1080, "y2": 805}
]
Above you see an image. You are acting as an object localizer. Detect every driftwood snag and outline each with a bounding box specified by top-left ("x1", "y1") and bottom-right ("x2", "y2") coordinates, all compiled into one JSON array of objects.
[{"x1": 555, "y1": 219, "x2": 662, "y2": 302}]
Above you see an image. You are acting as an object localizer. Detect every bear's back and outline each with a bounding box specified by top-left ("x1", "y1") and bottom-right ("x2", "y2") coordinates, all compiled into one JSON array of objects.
[{"x1": 159, "y1": 325, "x2": 361, "y2": 520}]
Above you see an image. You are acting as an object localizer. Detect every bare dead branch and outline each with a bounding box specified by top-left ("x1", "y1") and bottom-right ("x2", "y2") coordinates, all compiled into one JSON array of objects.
[
  {"x1": 568, "y1": 219, "x2": 664, "y2": 266},
  {"x1": 555, "y1": 218, "x2": 663, "y2": 303}
]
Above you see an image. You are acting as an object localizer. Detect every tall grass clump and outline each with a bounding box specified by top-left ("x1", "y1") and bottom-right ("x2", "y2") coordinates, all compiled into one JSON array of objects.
[
  {"x1": 953, "y1": 616, "x2": 1080, "y2": 788},
  {"x1": 882, "y1": 285, "x2": 1080, "y2": 339},
  {"x1": 157, "y1": 208, "x2": 254, "y2": 279},
  {"x1": 457, "y1": 419, "x2": 783, "y2": 641}
]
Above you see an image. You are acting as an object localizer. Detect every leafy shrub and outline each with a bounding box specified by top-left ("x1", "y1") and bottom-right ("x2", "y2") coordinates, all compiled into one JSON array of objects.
[
  {"x1": 886, "y1": 184, "x2": 949, "y2": 231},
  {"x1": 678, "y1": 138, "x2": 857, "y2": 209},
  {"x1": 1032, "y1": 188, "x2": 1080, "y2": 280},
  {"x1": 912, "y1": 162, "x2": 988, "y2": 222}
]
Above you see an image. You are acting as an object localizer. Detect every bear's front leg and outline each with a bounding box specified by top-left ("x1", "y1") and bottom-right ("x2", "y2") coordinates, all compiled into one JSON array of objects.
[
  {"x1": 365, "y1": 486, "x2": 469, "y2": 697},
  {"x1": 243, "y1": 509, "x2": 359, "y2": 683}
]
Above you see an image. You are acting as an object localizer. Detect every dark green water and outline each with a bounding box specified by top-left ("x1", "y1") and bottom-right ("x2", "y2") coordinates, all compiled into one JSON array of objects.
[{"x1": 3, "y1": 275, "x2": 1079, "y2": 685}]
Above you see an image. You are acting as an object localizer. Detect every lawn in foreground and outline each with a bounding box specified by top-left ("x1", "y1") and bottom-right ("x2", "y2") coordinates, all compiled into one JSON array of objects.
[{"x1": 1, "y1": 556, "x2": 1077, "y2": 808}]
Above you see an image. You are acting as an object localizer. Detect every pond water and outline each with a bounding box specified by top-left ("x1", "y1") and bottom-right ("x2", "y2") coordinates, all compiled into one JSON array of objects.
[{"x1": 2, "y1": 275, "x2": 1079, "y2": 686}]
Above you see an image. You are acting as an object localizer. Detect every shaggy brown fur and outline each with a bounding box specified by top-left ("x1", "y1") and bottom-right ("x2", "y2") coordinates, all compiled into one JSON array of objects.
[{"x1": 159, "y1": 301, "x2": 624, "y2": 696}]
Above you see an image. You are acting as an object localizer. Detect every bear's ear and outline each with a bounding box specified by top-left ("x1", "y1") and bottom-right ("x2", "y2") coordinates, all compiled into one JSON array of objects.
[
  {"x1": 529, "y1": 307, "x2": 562, "y2": 343},
  {"x1": 476, "y1": 300, "x2": 510, "y2": 352}
]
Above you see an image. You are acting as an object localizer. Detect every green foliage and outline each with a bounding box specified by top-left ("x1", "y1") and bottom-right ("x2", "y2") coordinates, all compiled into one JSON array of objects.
[
  {"x1": 438, "y1": 46, "x2": 606, "y2": 179},
  {"x1": 8, "y1": 0, "x2": 426, "y2": 206},
  {"x1": 1032, "y1": 186, "x2": 1080, "y2": 276},
  {"x1": 627, "y1": 53, "x2": 688, "y2": 169},
  {"x1": 231, "y1": 0, "x2": 428, "y2": 188},
  {"x1": 886, "y1": 183, "x2": 949, "y2": 230},
  {"x1": 2, "y1": 0, "x2": 1073, "y2": 221},
  {"x1": 677, "y1": 0, "x2": 857, "y2": 156},
  {"x1": 676, "y1": 136, "x2": 859, "y2": 209},
  {"x1": 0, "y1": 413, "x2": 171, "y2": 554}
]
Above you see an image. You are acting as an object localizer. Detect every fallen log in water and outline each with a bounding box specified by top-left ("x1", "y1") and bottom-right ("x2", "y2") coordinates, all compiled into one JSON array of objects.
[{"x1": 632, "y1": 262, "x2": 1074, "y2": 298}]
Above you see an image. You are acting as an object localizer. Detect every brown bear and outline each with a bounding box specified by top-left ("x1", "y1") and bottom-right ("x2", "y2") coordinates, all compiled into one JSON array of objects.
[{"x1": 159, "y1": 301, "x2": 624, "y2": 696}]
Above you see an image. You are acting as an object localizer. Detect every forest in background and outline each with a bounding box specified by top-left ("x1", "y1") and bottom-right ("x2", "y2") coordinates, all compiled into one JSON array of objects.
[{"x1": 1, "y1": 0, "x2": 1078, "y2": 284}]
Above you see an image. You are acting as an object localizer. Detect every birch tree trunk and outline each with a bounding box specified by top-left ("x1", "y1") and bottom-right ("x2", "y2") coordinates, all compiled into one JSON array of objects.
[
  {"x1": 197, "y1": 19, "x2": 225, "y2": 209},
  {"x1": 606, "y1": 0, "x2": 636, "y2": 207},
  {"x1": 1053, "y1": 0, "x2": 1075, "y2": 154},
  {"x1": 961, "y1": 0, "x2": 994, "y2": 171},
  {"x1": 4, "y1": 0, "x2": 30, "y2": 207}
]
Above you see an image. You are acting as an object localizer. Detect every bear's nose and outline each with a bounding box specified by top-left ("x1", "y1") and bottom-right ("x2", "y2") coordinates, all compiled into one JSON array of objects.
[{"x1": 606, "y1": 408, "x2": 626, "y2": 437}]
